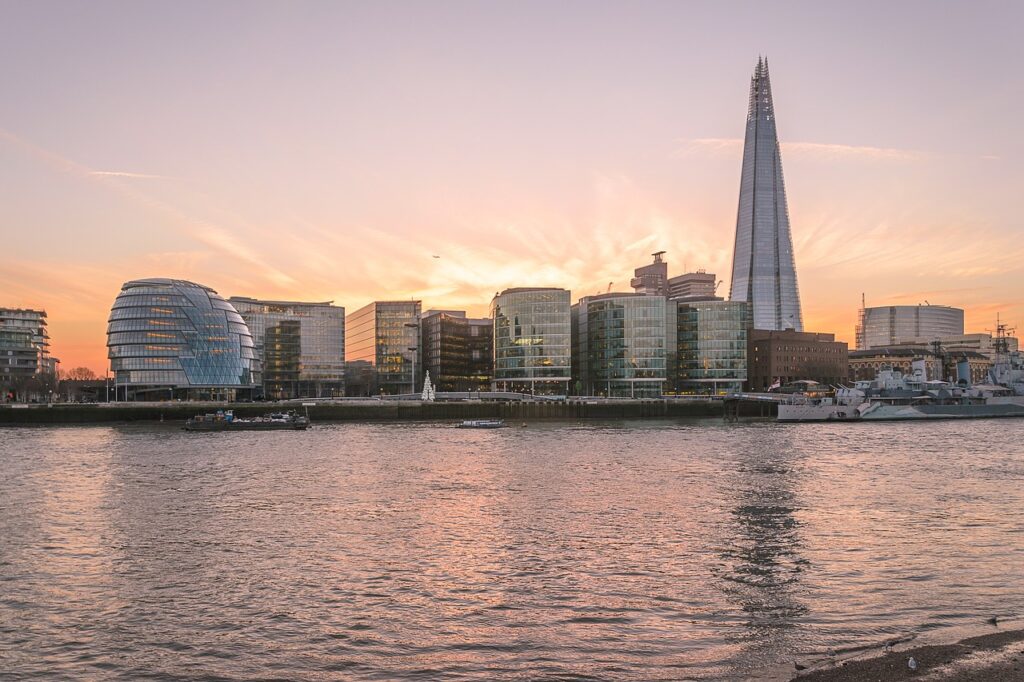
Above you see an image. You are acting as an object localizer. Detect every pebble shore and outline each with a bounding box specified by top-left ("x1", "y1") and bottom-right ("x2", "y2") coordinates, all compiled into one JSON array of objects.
[{"x1": 793, "y1": 629, "x2": 1024, "y2": 681}]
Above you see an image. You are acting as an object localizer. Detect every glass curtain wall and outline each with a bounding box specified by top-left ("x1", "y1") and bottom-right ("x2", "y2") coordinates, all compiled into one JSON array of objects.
[
  {"x1": 491, "y1": 288, "x2": 571, "y2": 395},
  {"x1": 346, "y1": 301, "x2": 421, "y2": 395},
  {"x1": 106, "y1": 279, "x2": 260, "y2": 400},
  {"x1": 574, "y1": 295, "x2": 668, "y2": 398},
  {"x1": 675, "y1": 300, "x2": 748, "y2": 394}
]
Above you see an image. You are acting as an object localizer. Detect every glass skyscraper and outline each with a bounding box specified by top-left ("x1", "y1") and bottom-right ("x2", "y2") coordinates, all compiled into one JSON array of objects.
[
  {"x1": 728, "y1": 58, "x2": 804, "y2": 331},
  {"x1": 106, "y1": 279, "x2": 260, "y2": 400},
  {"x1": 491, "y1": 288, "x2": 571, "y2": 395}
]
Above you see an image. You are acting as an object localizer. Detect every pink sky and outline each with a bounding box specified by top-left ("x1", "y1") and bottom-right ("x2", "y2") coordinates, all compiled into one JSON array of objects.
[{"x1": 1, "y1": 1, "x2": 1021, "y2": 373}]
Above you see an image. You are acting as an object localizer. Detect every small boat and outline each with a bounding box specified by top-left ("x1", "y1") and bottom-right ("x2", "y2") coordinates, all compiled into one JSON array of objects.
[
  {"x1": 457, "y1": 419, "x2": 506, "y2": 429},
  {"x1": 185, "y1": 410, "x2": 310, "y2": 431}
]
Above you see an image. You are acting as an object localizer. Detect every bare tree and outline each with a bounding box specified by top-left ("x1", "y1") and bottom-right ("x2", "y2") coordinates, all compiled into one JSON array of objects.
[{"x1": 61, "y1": 366, "x2": 98, "y2": 381}]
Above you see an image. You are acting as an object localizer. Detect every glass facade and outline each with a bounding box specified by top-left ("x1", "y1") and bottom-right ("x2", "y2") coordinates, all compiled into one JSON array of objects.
[
  {"x1": 106, "y1": 279, "x2": 260, "y2": 400},
  {"x1": 491, "y1": 288, "x2": 571, "y2": 395},
  {"x1": 229, "y1": 297, "x2": 346, "y2": 399},
  {"x1": 573, "y1": 294, "x2": 671, "y2": 397},
  {"x1": 674, "y1": 300, "x2": 748, "y2": 394},
  {"x1": 728, "y1": 58, "x2": 803, "y2": 331},
  {"x1": 345, "y1": 301, "x2": 421, "y2": 395},
  {"x1": 420, "y1": 311, "x2": 494, "y2": 392},
  {"x1": 855, "y1": 305, "x2": 965, "y2": 350}
]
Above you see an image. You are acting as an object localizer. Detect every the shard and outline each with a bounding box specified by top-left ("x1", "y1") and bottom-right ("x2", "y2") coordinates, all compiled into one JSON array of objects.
[{"x1": 728, "y1": 57, "x2": 803, "y2": 331}]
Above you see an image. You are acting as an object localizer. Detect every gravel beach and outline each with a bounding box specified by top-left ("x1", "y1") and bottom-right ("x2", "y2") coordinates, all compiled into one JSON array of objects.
[{"x1": 793, "y1": 629, "x2": 1024, "y2": 681}]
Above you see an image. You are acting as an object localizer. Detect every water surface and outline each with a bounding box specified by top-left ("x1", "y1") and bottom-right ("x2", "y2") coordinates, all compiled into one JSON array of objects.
[{"x1": 1, "y1": 419, "x2": 1022, "y2": 679}]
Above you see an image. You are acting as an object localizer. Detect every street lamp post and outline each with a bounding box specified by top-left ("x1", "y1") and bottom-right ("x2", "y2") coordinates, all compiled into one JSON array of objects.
[
  {"x1": 404, "y1": 321, "x2": 419, "y2": 396},
  {"x1": 408, "y1": 347, "x2": 418, "y2": 395}
]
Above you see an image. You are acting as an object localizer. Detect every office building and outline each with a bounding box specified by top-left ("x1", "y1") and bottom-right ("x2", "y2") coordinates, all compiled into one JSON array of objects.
[
  {"x1": 630, "y1": 251, "x2": 668, "y2": 296},
  {"x1": 573, "y1": 293, "x2": 671, "y2": 397},
  {"x1": 668, "y1": 271, "x2": 719, "y2": 301},
  {"x1": 419, "y1": 310, "x2": 494, "y2": 392},
  {"x1": 345, "y1": 300, "x2": 421, "y2": 395},
  {"x1": 491, "y1": 288, "x2": 571, "y2": 395},
  {"x1": 106, "y1": 279, "x2": 260, "y2": 400},
  {"x1": 746, "y1": 329, "x2": 848, "y2": 391},
  {"x1": 855, "y1": 304, "x2": 965, "y2": 349},
  {"x1": 674, "y1": 300, "x2": 748, "y2": 394},
  {"x1": 728, "y1": 58, "x2": 804, "y2": 331},
  {"x1": 230, "y1": 297, "x2": 346, "y2": 399}
]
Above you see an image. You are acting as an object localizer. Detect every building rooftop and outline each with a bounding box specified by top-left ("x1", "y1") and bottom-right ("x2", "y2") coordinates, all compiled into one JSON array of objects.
[
  {"x1": 123, "y1": 278, "x2": 216, "y2": 292},
  {"x1": 495, "y1": 287, "x2": 568, "y2": 297},
  {"x1": 229, "y1": 296, "x2": 336, "y2": 307}
]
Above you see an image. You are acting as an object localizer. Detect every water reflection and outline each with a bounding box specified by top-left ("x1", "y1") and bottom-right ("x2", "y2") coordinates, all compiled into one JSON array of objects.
[
  {"x1": 715, "y1": 425, "x2": 809, "y2": 672},
  {"x1": 2, "y1": 420, "x2": 1024, "y2": 680}
]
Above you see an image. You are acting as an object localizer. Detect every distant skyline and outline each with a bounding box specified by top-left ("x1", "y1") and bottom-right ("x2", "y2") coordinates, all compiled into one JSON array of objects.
[{"x1": 2, "y1": 1, "x2": 1022, "y2": 372}]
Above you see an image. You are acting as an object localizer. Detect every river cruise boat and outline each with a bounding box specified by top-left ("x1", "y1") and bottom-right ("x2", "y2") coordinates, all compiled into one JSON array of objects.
[
  {"x1": 185, "y1": 410, "x2": 310, "y2": 431},
  {"x1": 457, "y1": 419, "x2": 506, "y2": 429}
]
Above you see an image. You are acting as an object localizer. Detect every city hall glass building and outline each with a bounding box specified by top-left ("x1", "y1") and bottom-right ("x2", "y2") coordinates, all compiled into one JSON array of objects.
[
  {"x1": 728, "y1": 58, "x2": 804, "y2": 331},
  {"x1": 572, "y1": 294, "x2": 672, "y2": 398},
  {"x1": 229, "y1": 297, "x2": 345, "y2": 399},
  {"x1": 492, "y1": 288, "x2": 571, "y2": 395},
  {"x1": 107, "y1": 279, "x2": 260, "y2": 400}
]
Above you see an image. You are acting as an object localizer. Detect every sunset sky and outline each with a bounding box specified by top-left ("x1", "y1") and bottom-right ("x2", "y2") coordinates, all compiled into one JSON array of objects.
[{"x1": 2, "y1": 1, "x2": 1022, "y2": 373}]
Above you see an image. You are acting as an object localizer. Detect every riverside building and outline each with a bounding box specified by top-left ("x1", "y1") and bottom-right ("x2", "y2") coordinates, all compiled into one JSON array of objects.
[
  {"x1": 1, "y1": 307, "x2": 58, "y2": 402},
  {"x1": 572, "y1": 293, "x2": 672, "y2": 398},
  {"x1": 420, "y1": 310, "x2": 493, "y2": 392},
  {"x1": 848, "y1": 347, "x2": 992, "y2": 384},
  {"x1": 855, "y1": 304, "x2": 966, "y2": 349},
  {"x1": 746, "y1": 329, "x2": 848, "y2": 392},
  {"x1": 673, "y1": 300, "x2": 748, "y2": 394},
  {"x1": 345, "y1": 300, "x2": 421, "y2": 395},
  {"x1": 728, "y1": 58, "x2": 804, "y2": 331},
  {"x1": 491, "y1": 288, "x2": 571, "y2": 395},
  {"x1": 106, "y1": 279, "x2": 260, "y2": 401},
  {"x1": 229, "y1": 297, "x2": 346, "y2": 399}
]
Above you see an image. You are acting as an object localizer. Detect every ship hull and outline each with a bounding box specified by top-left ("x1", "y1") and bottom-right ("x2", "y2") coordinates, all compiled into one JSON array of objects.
[
  {"x1": 779, "y1": 401, "x2": 1024, "y2": 422},
  {"x1": 184, "y1": 420, "x2": 309, "y2": 431}
]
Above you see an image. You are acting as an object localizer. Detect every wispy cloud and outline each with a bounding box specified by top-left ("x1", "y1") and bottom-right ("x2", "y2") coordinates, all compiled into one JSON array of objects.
[
  {"x1": 676, "y1": 137, "x2": 927, "y2": 161},
  {"x1": 88, "y1": 170, "x2": 171, "y2": 179}
]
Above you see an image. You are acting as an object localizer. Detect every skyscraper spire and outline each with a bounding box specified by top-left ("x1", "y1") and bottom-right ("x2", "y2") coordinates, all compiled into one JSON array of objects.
[{"x1": 728, "y1": 57, "x2": 803, "y2": 331}]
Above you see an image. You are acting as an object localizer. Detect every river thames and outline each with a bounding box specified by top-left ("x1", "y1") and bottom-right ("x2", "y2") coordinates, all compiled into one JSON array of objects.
[{"x1": 1, "y1": 419, "x2": 1022, "y2": 680}]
